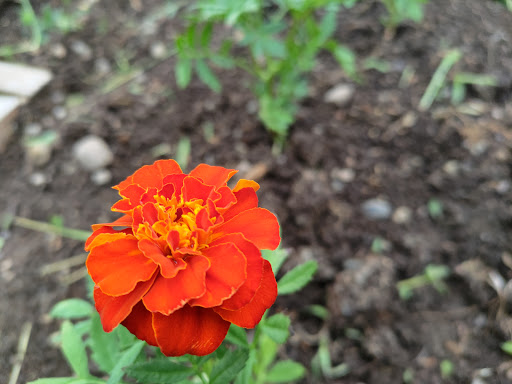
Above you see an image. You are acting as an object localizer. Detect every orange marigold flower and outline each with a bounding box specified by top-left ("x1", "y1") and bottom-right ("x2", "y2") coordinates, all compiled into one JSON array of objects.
[{"x1": 85, "y1": 160, "x2": 280, "y2": 356}]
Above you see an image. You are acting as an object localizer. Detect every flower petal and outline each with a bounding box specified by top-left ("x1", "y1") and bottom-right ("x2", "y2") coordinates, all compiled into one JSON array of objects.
[
  {"x1": 115, "y1": 159, "x2": 182, "y2": 191},
  {"x1": 111, "y1": 184, "x2": 146, "y2": 212},
  {"x1": 94, "y1": 272, "x2": 156, "y2": 332},
  {"x1": 85, "y1": 227, "x2": 132, "y2": 251},
  {"x1": 91, "y1": 214, "x2": 133, "y2": 231},
  {"x1": 189, "y1": 164, "x2": 237, "y2": 189},
  {"x1": 183, "y1": 176, "x2": 215, "y2": 202},
  {"x1": 138, "y1": 238, "x2": 186, "y2": 278},
  {"x1": 121, "y1": 301, "x2": 158, "y2": 346},
  {"x1": 214, "y1": 260, "x2": 276, "y2": 328},
  {"x1": 210, "y1": 233, "x2": 263, "y2": 310},
  {"x1": 215, "y1": 208, "x2": 280, "y2": 250},
  {"x1": 87, "y1": 237, "x2": 158, "y2": 296},
  {"x1": 221, "y1": 187, "x2": 259, "y2": 222},
  {"x1": 142, "y1": 255, "x2": 210, "y2": 315},
  {"x1": 189, "y1": 243, "x2": 246, "y2": 308},
  {"x1": 153, "y1": 305, "x2": 230, "y2": 356},
  {"x1": 233, "y1": 179, "x2": 260, "y2": 192}
]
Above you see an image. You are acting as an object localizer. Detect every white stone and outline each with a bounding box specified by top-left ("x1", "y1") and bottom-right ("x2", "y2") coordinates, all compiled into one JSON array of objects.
[
  {"x1": 323, "y1": 83, "x2": 355, "y2": 106},
  {"x1": 91, "y1": 168, "x2": 112, "y2": 186},
  {"x1": 0, "y1": 61, "x2": 52, "y2": 97},
  {"x1": 72, "y1": 135, "x2": 113, "y2": 171}
]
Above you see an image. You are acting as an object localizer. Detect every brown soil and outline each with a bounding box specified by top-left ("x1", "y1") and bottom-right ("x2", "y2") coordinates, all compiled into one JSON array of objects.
[{"x1": 2, "y1": 0, "x2": 512, "y2": 383}]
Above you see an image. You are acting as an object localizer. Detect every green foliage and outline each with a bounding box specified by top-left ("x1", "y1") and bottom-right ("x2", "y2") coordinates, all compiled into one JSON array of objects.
[
  {"x1": 380, "y1": 0, "x2": 428, "y2": 27},
  {"x1": 277, "y1": 260, "x2": 318, "y2": 295},
  {"x1": 397, "y1": 264, "x2": 451, "y2": 300},
  {"x1": 61, "y1": 321, "x2": 90, "y2": 379},
  {"x1": 209, "y1": 349, "x2": 250, "y2": 384},
  {"x1": 266, "y1": 360, "x2": 306, "y2": 383},
  {"x1": 262, "y1": 247, "x2": 289, "y2": 275},
  {"x1": 125, "y1": 359, "x2": 195, "y2": 383},
  {"x1": 260, "y1": 314, "x2": 291, "y2": 344},
  {"x1": 174, "y1": 0, "x2": 360, "y2": 145},
  {"x1": 50, "y1": 299, "x2": 93, "y2": 319}
]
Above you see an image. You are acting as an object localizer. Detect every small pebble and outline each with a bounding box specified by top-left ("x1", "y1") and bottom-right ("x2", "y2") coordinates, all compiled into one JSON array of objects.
[
  {"x1": 362, "y1": 198, "x2": 392, "y2": 220},
  {"x1": 91, "y1": 168, "x2": 112, "y2": 186},
  {"x1": 150, "y1": 42, "x2": 167, "y2": 59},
  {"x1": 95, "y1": 58, "x2": 111, "y2": 75},
  {"x1": 331, "y1": 167, "x2": 355, "y2": 183},
  {"x1": 72, "y1": 135, "x2": 114, "y2": 171},
  {"x1": 29, "y1": 172, "x2": 47, "y2": 186},
  {"x1": 495, "y1": 180, "x2": 510, "y2": 194},
  {"x1": 442, "y1": 160, "x2": 459, "y2": 176},
  {"x1": 52, "y1": 106, "x2": 67, "y2": 120},
  {"x1": 24, "y1": 122, "x2": 42, "y2": 137},
  {"x1": 392, "y1": 206, "x2": 412, "y2": 224},
  {"x1": 323, "y1": 83, "x2": 355, "y2": 107},
  {"x1": 50, "y1": 43, "x2": 67, "y2": 58},
  {"x1": 71, "y1": 40, "x2": 93, "y2": 60}
]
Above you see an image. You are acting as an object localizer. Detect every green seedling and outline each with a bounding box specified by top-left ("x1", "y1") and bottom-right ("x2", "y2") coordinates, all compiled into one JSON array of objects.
[
  {"x1": 380, "y1": 0, "x2": 427, "y2": 28},
  {"x1": 397, "y1": 264, "x2": 451, "y2": 300},
  {"x1": 175, "y1": 136, "x2": 191, "y2": 169},
  {"x1": 427, "y1": 198, "x2": 443, "y2": 219},
  {"x1": 312, "y1": 333, "x2": 350, "y2": 380},
  {"x1": 419, "y1": 49, "x2": 462, "y2": 111},
  {"x1": 451, "y1": 72, "x2": 497, "y2": 105},
  {"x1": 403, "y1": 367, "x2": 415, "y2": 383},
  {"x1": 440, "y1": 359, "x2": 454, "y2": 380}
]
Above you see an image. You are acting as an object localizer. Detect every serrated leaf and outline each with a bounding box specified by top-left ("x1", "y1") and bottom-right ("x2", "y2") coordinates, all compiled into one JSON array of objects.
[
  {"x1": 278, "y1": 260, "x2": 317, "y2": 295},
  {"x1": 125, "y1": 359, "x2": 194, "y2": 383},
  {"x1": 209, "y1": 348, "x2": 249, "y2": 384},
  {"x1": 61, "y1": 321, "x2": 90, "y2": 378},
  {"x1": 225, "y1": 324, "x2": 249, "y2": 347},
  {"x1": 195, "y1": 59, "x2": 221, "y2": 92},
  {"x1": 260, "y1": 313, "x2": 290, "y2": 344},
  {"x1": 262, "y1": 247, "x2": 288, "y2": 276},
  {"x1": 106, "y1": 340, "x2": 145, "y2": 384},
  {"x1": 266, "y1": 360, "x2": 306, "y2": 383},
  {"x1": 175, "y1": 57, "x2": 192, "y2": 88},
  {"x1": 89, "y1": 312, "x2": 119, "y2": 373},
  {"x1": 50, "y1": 299, "x2": 93, "y2": 319}
]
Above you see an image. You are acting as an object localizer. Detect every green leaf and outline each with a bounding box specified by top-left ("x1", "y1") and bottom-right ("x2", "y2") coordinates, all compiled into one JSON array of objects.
[
  {"x1": 225, "y1": 324, "x2": 249, "y2": 347},
  {"x1": 502, "y1": 341, "x2": 512, "y2": 355},
  {"x1": 258, "y1": 95, "x2": 294, "y2": 140},
  {"x1": 195, "y1": 59, "x2": 221, "y2": 92},
  {"x1": 175, "y1": 136, "x2": 191, "y2": 169},
  {"x1": 27, "y1": 379, "x2": 105, "y2": 384},
  {"x1": 330, "y1": 43, "x2": 357, "y2": 79},
  {"x1": 277, "y1": 260, "x2": 318, "y2": 295},
  {"x1": 125, "y1": 359, "x2": 194, "y2": 383},
  {"x1": 266, "y1": 360, "x2": 306, "y2": 383},
  {"x1": 106, "y1": 340, "x2": 145, "y2": 384},
  {"x1": 260, "y1": 313, "x2": 290, "y2": 344},
  {"x1": 235, "y1": 348, "x2": 256, "y2": 384},
  {"x1": 209, "y1": 348, "x2": 249, "y2": 384},
  {"x1": 262, "y1": 247, "x2": 288, "y2": 276},
  {"x1": 89, "y1": 313, "x2": 119, "y2": 373},
  {"x1": 175, "y1": 57, "x2": 192, "y2": 88},
  {"x1": 50, "y1": 299, "x2": 93, "y2": 319},
  {"x1": 61, "y1": 321, "x2": 90, "y2": 378}
]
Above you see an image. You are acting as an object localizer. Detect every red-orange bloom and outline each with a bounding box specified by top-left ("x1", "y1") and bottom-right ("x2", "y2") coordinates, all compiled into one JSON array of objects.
[{"x1": 85, "y1": 160, "x2": 280, "y2": 356}]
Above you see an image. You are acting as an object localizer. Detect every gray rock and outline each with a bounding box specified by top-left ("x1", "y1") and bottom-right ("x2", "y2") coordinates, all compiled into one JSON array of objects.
[
  {"x1": 323, "y1": 83, "x2": 355, "y2": 107},
  {"x1": 28, "y1": 172, "x2": 47, "y2": 186},
  {"x1": 91, "y1": 168, "x2": 113, "y2": 186},
  {"x1": 362, "y1": 198, "x2": 392, "y2": 220},
  {"x1": 70, "y1": 40, "x2": 93, "y2": 60},
  {"x1": 392, "y1": 206, "x2": 412, "y2": 224},
  {"x1": 72, "y1": 135, "x2": 113, "y2": 171}
]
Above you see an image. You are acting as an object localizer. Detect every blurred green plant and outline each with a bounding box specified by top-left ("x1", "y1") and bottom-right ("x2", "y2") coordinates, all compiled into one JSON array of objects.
[
  {"x1": 397, "y1": 264, "x2": 450, "y2": 300},
  {"x1": 380, "y1": 0, "x2": 428, "y2": 28},
  {"x1": 0, "y1": 0, "x2": 85, "y2": 57},
  {"x1": 172, "y1": 0, "x2": 359, "y2": 148}
]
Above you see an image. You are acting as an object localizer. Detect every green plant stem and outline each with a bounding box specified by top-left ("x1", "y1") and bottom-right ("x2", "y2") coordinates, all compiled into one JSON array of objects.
[
  {"x1": 191, "y1": 361, "x2": 209, "y2": 384},
  {"x1": 20, "y1": 0, "x2": 43, "y2": 49},
  {"x1": 13, "y1": 216, "x2": 91, "y2": 241},
  {"x1": 418, "y1": 49, "x2": 462, "y2": 111}
]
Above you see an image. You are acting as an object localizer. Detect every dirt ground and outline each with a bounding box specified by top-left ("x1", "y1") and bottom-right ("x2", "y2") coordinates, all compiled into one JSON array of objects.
[{"x1": 2, "y1": 0, "x2": 512, "y2": 383}]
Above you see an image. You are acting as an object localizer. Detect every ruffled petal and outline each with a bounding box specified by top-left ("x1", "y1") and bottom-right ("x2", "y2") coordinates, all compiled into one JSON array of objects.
[
  {"x1": 233, "y1": 179, "x2": 260, "y2": 192},
  {"x1": 214, "y1": 260, "x2": 276, "y2": 328},
  {"x1": 189, "y1": 164, "x2": 237, "y2": 189},
  {"x1": 183, "y1": 176, "x2": 214, "y2": 202},
  {"x1": 210, "y1": 233, "x2": 263, "y2": 310},
  {"x1": 214, "y1": 208, "x2": 280, "y2": 250},
  {"x1": 85, "y1": 227, "x2": 132, "y2": 251},
  {"x1": 189, "y1": 243, "x2": 246, "y2": 308},
  {"x1": 111, "y1": 185, "x2": 146, "y2": 212},
  {"x1": 153, "y1": 305, "x2": 230, "y2": 356},
  {"x1": 91, "y1": 214, "x2": 133, "y2": 231},
  {"x1": 86, "y1": 237, "x2": 158, "y2": 296},
  {"x1": 220, "y1": 188, "x2": 259, "y2": 222},
  {"x1": 142, "y1": 255, "x2": 210, "y2": 315},
  {"x1": 115, "y1": 159, "x2": 182, "y2": 191},
  {"x1": 138, "y1": 238, "x2": 186, "y2": 278},
  {"x1": 94, "y1": 272, "x2": 156, "y2": 332},
  {"x1": 121, "y1": 301, "x2": 158, "y2": 346}
]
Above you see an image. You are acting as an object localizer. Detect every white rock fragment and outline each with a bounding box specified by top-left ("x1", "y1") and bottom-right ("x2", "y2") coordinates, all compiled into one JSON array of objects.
[
  {"x1": 72, "y1": 135, "x2": 113, "y2": 171},
  {"x1": 91, "y1": 168, "x2": 113, "y2": 186},
  {"x1": 323, "y1": 83, "x2": 355, "y2": 107}
]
